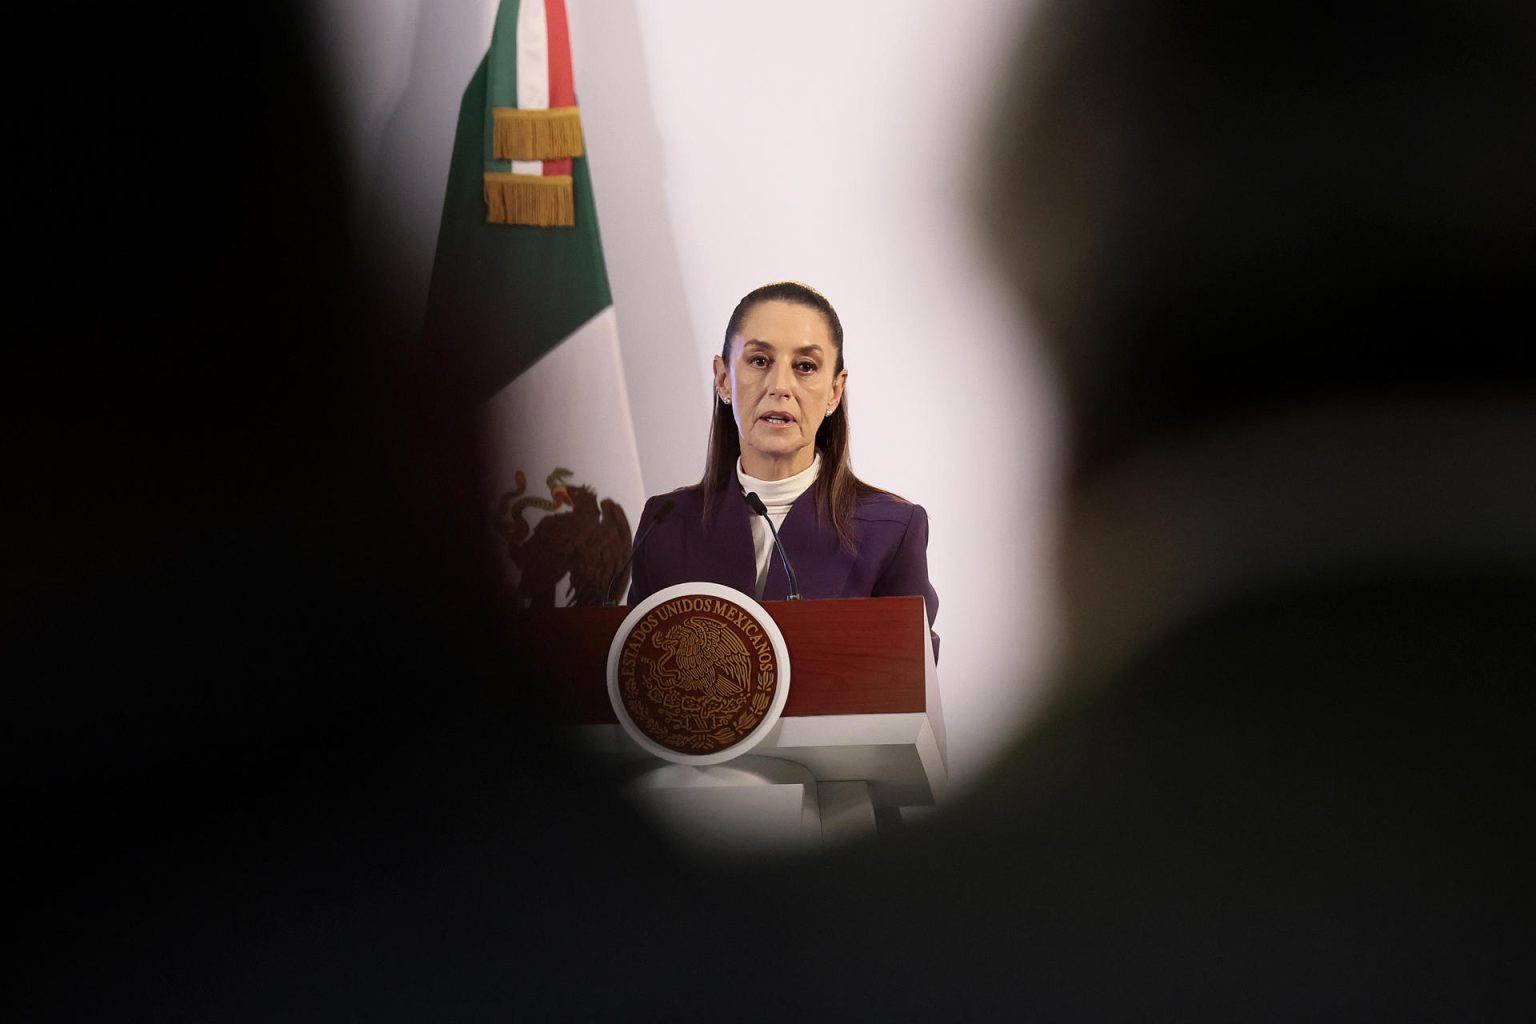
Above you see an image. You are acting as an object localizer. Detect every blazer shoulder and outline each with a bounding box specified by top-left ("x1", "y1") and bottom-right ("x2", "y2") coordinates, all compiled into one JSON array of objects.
[
  {"x1": 643, "y1": 484, "x2": 707, "y2": 515},
  {"x1": 850, "y1": 488, "x2": 923, "y2": 525}
]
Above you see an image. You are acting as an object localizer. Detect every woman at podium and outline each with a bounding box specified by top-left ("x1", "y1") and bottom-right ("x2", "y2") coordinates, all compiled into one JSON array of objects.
[{"x1": 625, "y1": 281, "x2": 938, "y2": 653}]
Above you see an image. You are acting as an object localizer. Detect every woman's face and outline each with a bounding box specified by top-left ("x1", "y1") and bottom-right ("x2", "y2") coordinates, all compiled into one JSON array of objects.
[{"x1": 714, "y1": 300, "x2": 848, "y2": 481}]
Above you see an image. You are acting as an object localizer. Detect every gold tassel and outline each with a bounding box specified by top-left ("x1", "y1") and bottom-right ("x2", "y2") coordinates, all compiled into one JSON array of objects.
[
  {"x1": 483, "y1": 172, "x2": 575, "y2": 227},
  {"x1": 492, "y1": 106, "x2": 585, "y2": 161}
]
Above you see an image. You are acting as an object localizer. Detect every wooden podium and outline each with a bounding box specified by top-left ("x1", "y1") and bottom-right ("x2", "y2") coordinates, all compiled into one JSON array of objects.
[{"x1": 510, "y1": 595, "x2": 945, "y2": 856}]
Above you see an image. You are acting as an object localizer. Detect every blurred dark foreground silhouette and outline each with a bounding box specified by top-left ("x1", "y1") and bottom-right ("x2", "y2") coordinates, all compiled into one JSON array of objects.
[{"x1": 12, "y1": 1, "x2": 1534, "y2": 1019}]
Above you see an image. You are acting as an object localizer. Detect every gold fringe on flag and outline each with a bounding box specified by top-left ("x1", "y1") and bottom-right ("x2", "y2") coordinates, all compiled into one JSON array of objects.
[
  {"x1": 492, "y1": 106, "x2": 585, "y2": 161},
  {"x1": 483, "y1": 172, "x2": 575, "y2": 227}
]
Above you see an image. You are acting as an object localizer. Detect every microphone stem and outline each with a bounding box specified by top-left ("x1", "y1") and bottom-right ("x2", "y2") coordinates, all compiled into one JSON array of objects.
[
  {"x1": 606, "y1": 500, "x2": 673, "y2": 605},
  {"x1": 768, "y1": 517, "x2": 799, "y2": 599},
  {"x1": 748, "y1": 492, "x2": 800, "y2": 600}
]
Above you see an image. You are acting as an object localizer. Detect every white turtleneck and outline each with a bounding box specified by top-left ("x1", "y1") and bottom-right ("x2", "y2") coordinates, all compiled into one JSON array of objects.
[{"x1": 736, "y1": 453, "x2": 820, "y2": 599}]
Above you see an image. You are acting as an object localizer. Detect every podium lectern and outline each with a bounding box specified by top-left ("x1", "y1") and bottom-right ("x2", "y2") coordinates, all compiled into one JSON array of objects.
[{"x1": 510, "y1": 595, "x2": 944, "y2": 855}]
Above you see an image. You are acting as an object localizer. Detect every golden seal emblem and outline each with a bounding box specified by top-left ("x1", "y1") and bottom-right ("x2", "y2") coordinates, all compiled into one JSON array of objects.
[{"x1": 606, "y1": 583, "x2": 791, "y2": 764}]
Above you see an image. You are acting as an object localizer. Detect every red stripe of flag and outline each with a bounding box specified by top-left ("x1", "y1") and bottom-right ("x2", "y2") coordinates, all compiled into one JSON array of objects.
[{"x1": 543, "y1": 0, "x2": 575, "y2": 177}]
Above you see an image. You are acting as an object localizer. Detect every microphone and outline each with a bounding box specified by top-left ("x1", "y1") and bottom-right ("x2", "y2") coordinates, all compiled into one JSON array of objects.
[
  {"x1": 744, "y1": 491, "x2": 801, "y2": 600},
  {"x1": 606, "y1": 497, "x2": 675, "y2": 605}
]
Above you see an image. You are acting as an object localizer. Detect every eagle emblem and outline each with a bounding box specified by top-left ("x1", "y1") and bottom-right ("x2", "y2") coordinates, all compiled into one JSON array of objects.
[
  {"x1": 651, "y1": 617, "x2": 758, "y2": 712},
  {"x1": 612, "y1": 589, "x2": 786, "y2": 758},
  {"x1": 493, "y1": 467, "x2": 632, "y2": 607}
]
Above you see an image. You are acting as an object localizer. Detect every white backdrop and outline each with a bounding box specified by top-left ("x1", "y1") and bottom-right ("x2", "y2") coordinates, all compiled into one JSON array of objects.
[{"x1": 312, "y1": 0, "x2": 1063, "y2": 793}]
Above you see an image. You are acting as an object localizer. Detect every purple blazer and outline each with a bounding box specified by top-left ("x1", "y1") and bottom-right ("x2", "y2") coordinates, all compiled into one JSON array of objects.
[{"x1": 627, "y1": 482, "x2": 939, "y2": 657}]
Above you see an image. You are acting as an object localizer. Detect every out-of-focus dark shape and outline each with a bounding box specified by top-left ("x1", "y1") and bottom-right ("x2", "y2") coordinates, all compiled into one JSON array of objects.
[
  {"x1": 991, "y1": 0, "x2": 1535, "y2": 481},
  {"x1": 759, "y1": 1, "x2": 1536, "y2": 1017},
  {"x1": 11, "y1": 3, "x2": 683, "y2": 1020}
]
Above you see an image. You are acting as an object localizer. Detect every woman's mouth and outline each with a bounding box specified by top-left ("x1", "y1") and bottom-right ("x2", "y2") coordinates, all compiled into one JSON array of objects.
[{"x1": 760, "y1": 412, "x2": 795, "y2": 427}]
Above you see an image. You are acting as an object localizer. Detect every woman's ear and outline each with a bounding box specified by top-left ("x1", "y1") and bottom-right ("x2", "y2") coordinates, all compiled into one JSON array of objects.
[
  {"x1": 713, "y1": 354, "x2": 731, "y2": 403},
  {"x1": 828, "y1": 368, "x2": 848, "y2": 413}
]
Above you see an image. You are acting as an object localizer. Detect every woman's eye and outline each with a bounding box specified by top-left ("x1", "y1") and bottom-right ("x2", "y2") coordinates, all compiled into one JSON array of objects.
[
  {"x1": 796, "y1": 361, "x2": 817, "y2": 373},
  {"x1": 749, "y1": 356, "x2": 769, "y2": 368}
]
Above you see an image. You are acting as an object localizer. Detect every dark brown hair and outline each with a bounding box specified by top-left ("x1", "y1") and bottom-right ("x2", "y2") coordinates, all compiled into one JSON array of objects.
[{"x1": 700, "y1": 281, "x2": 892, "y2": 552}]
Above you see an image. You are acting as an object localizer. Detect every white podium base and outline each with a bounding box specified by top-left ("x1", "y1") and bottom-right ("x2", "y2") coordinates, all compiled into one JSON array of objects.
[{"x1": 618, "y1": 755, "x2": 881, "y2": 858}]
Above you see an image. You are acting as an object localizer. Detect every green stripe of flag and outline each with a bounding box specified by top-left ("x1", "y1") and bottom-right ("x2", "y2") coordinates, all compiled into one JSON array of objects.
[
  {"x1": 421, "y1": 53, "x2": 612, "y2": 406},
  {"x1": 484, "y1": 0, "x2": 518, "y2": 172}
]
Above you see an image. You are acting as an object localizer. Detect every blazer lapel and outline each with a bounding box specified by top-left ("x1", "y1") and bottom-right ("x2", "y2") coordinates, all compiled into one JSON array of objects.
[{"x1": 707, "y1": 487, "x2": 759, "y2": 595}]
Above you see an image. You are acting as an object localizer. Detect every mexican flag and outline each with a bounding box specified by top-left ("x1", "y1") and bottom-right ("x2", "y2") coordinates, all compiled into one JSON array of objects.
[{"x1": 422, "y1": 0, "x2": 645, "y2": 607}]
